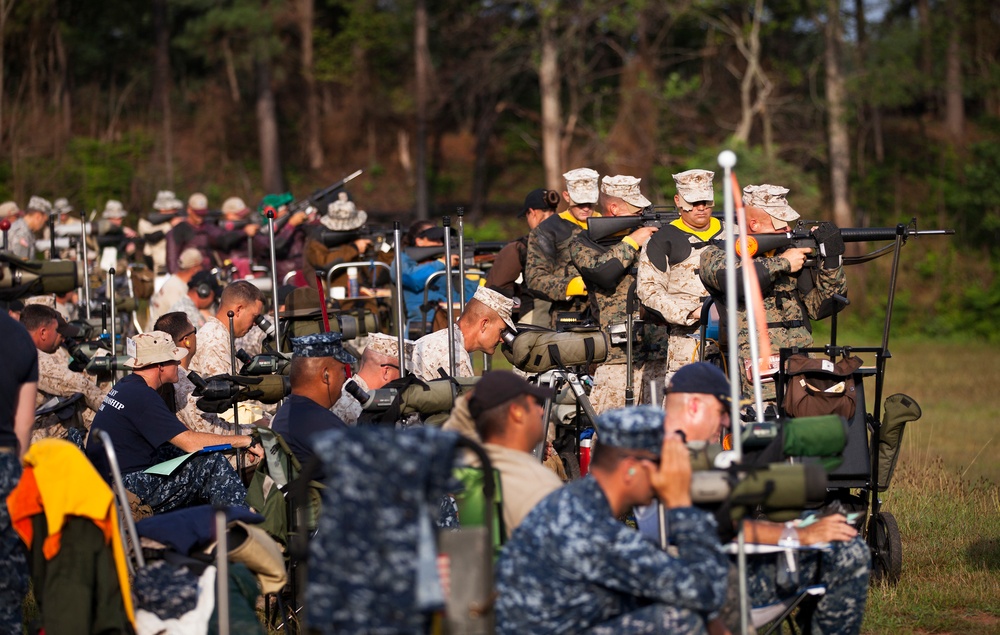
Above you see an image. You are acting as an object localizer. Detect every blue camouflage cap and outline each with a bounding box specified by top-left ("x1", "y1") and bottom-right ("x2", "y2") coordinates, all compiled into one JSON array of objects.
[
  {"x1": 290, "y1": 332, "x2": 357, "y2": 365},
  {"x1": 595, "y1": 406, "x2": 665, "y2": 456}
]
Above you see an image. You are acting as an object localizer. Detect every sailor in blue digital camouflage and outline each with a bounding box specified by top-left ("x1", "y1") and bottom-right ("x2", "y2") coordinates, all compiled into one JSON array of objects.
[
  {"x1": 657, "y1": 362, "x2": 870, "y2": 634},
  {"x1": 637, "y1": 169, "x2": 724, "y2": 385},
  {"x1": 524, "y1": 167, "x2": 601, "y2": 328},
  {"x1": 84, "y1": 331, "x2": 262, "y2": 513},
  {"x1": 570, "y1": 175, "x2": 666, "y2": 412},
  {"x1": 0, "y1": 452, "x2": 28, "y2": 631},
  {"x1": 699, "y1": 184, "x2": 848, "y2": 399},
  {"x1": 306, "y1": 426, "x2": 461, "y2": 634},
  {"x1": 495, "y1": 405, "x2": 728, "y2": 634},
  {"x1": 745, "y1": 534, "x2": 871, "y2": 635}
]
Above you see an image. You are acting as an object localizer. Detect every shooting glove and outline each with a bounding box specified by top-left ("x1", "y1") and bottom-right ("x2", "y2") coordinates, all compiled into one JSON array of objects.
[
  {"x1": 565, "y1": 276, "x2": 587, "y2": 298},
  {"x1": 812, "y1": 222, "x2": 845, "y2": 268},
  {"x1": 196, "y1": 396, "x2": 237, "y2": 414}
]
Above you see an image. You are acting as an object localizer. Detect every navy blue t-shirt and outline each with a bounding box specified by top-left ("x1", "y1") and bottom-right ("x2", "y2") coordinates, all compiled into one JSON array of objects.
[
  {"x1": 270, "y1": 394, "x2": 346, "y2": 467},
  {"x1": 86, "y1": 373, "x2": 187, "y2": 475},
  {"x1": 0, "y1": 312, "x2": 38, "y2": 447}
]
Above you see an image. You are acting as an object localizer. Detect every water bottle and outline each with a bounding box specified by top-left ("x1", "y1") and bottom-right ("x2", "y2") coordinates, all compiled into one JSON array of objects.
[
  {"x1": 776, "y1": 523, "x2": 800, "y2": 589},
  {"x1": 347, "y1": 267, "x2": 360, "y2": 297},
  {"x1": 579, "y1": 428, "x2": 596, "y2": 476}
]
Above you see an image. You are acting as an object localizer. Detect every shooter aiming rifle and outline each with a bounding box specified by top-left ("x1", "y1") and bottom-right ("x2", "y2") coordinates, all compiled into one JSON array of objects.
[{"x1": 404, "y1": 241, "x2": 507, "y2": 267}]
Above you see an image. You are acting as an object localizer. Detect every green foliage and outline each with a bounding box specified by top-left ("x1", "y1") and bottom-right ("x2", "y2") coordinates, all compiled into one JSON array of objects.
[
  {"x1": 64, "y1": 135, "x2": 155, "y2": 212},
  {"x1": 651, "y1": 142, "x2": 824, "y2": 217}
]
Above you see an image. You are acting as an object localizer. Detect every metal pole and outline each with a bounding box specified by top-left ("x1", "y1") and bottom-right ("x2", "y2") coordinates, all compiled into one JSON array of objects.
[
  {"x1": 443, "y1": 217, "x2": 456, "y2": 377},
  {"x1": 80, "y1": 212, "x2": 92, "y2": 319},
  {"x1": 227, "y1": 311, "x2": 243, "y2": 473},
  {"x1": 456, "y1": 207, "x2": 467, "y2": 308},
  {"x1": 108, "y1": 268, "x2": 117, "y2": 383},
  {"x1": 266, "y1": 211, "x2": 282, "y2": 352},
  {"x1": 718, "y1": 149, "x2": 748, "y2": 635},
  {"x1": 215, "y1": 508, "x2": 230, "y2": 635},
  {"x1": 393, "y1": 222, "x2": 407, "y2": 376}
]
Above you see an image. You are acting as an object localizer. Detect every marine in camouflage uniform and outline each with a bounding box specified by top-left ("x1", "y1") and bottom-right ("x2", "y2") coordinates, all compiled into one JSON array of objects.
[
  {"x1": 524, "y1": 168, "x2": 601, "y2": 329},
  {"x1": 495, "y1": 406, "x2": 728, "y2": 634},
  {"x1": 637, "y1": 169, "x2": 724, "y2": 384},
  {"x1": 411, "y1": 286, "x2": 515, "y2": 381},
  {"x1": 189, "y1": 316, "x2": 235, "y2": 377},
  {"x1": 570, "y1": 176, "x2": 666, "y2": 413},
  {"x1": 699, "y1": 185, "x2": 847, "y2": 399},
  {"x1": 36, "y1": 346, "x2": 108, "y2": 433},
  {"x1": 7, "y1": 196, "x2": 51, "y2": 260}
]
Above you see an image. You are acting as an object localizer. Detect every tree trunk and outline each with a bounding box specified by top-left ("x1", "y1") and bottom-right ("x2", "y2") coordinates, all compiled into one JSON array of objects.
[
  {"x1": 824, "y1": 0, "x2": 852, "y2": 230},
  {"x1": 53, "y1": 13, "x2": 71, "y2": 141},
  {"x1": 0, "y1": 0, "x2": 14, "y2": 147},
  {"x1": 299, "y1": 0, "x2": 323, "y2": 171},
  {"x1": 414, "y1": 0, "x2": 430, "y2": 219},
  {"x1": 944, "y1": 0, "x2": 964, "y2": 143},
  {"x1": 470, "y1": 98, "x2": 501, "y2": 216},
  {"x1": 539, "y1": 13, "x2": 561, "y2": 191},
  {"x1": 916, "y1": 0, "x2": 932, "y2": 100},
  {"x1": 256, "y1": 56, "x2": 284, "y2": 193},
  {"x1": 152, "y1": 0, "x2": 173, "y2": 185}
]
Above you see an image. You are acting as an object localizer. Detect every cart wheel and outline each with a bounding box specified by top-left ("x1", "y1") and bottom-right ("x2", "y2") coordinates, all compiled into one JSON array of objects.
[{"x1": 868, "y1": 511, "x2": 902, "y2": 585}]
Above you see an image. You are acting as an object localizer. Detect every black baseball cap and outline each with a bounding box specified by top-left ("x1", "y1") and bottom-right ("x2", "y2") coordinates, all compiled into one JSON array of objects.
[
  {"x1": 416, "y1": 226, "x2": 445, "y2": 242},
  {"x1": 666, "y1": 362, "x2": 732, "y2": 404},
  {"x1": 468, "y1": 370, "x2": 555, "y2": 419},
  {"x1": 518, "y1": 188, "x2": 558, "y2": 218},
  {"x1": 188, "y1": 270, "x2": 223, "y2": 298}
]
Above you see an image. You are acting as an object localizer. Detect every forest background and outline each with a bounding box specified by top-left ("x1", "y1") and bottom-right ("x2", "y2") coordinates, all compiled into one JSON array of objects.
[{"x1": 1, "y1": 0, "x2": 998, "y2": 339}]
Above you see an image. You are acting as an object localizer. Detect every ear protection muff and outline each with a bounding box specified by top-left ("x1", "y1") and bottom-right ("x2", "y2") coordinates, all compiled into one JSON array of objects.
[
  {"x1": 196, "y1": 283, "x2": 212, "y2": 299},
  {"x1": 627, "y1": 467, "x2": 637, "y2": 476},
  {"x1": 542, "y1": 189, "x2": 561, "y2": 209}
]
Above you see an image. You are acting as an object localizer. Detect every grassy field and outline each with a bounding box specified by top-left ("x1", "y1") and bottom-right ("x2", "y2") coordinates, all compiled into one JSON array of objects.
[{"x1": 853, "y1": 341, "x2": 1000, "y2": 634}]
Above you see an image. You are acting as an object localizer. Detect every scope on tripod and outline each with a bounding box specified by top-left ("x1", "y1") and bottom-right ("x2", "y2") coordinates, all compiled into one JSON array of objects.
[{"x1": 0, "y1": 254, "x2": 79, "y2": 300}]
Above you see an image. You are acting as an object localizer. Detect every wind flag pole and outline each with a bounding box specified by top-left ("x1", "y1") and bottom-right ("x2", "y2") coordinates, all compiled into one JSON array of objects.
[{"x1": 718, "y1": 149, "x2": 749, "y2": 635}]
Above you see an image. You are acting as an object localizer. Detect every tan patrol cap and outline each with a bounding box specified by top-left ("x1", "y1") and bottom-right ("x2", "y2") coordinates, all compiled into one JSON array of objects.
[
  {"x1": 562, "y1": 167, "x2": 600, "y2": 206},
  {"x1": 601, "y1": 175, "x2": 651, "y2": 209},
  {"x1": 473, "y1": 286, "x2": 516, "y2": 332},
  {"x1": 742, "y1": 184, "x2": 800, "y2": 230},
  {"x1": 672, "y1": 169, "x2": 715, "y2": 211}
]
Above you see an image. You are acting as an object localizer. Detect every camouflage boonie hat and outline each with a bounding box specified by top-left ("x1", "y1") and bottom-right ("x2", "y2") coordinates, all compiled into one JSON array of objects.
[
  {"x1": 291, "y1": 332, "x2": 357, "y2": 365},
  {"x1": 0, "y1": 201, "x2": 19, "y2": 219},
  {"x1": 742, "y1": 184, "x2": 799, "y2": 229},
  {"x1": 102, "y1": 200, "x2": 127, "y2": 219},
  {"x1": 53, "y1": 198, "x2": 73, "y2": 216},
  {"x1": 601, "y1": 175, "x2": 651, "y2": 209},
  {"x1": 153, "y1": 190, "x2": 183, "y2": 211},
  {"x1": 321, "y1": 192, "x2": 367, "y2": 232},
  {"x1": 365, "y1": 333, "x2": 414, "y2": 368},
  {"x1": 672, "y1": 169, "x2": 715, "y2": 210},
  {"x1": 473, "y1": 286, "x2": 516, "y2": 332},
  {"x1": 124, "y1": 330, "x2": 187, "y2": 368},
  {"x1": 27, "y1": 196, "x2": 53, "y2": 215},
  {"x1": 596, "y1": 405, "x2": 666, "y2": 456},
  {"x1": 562, "y1": 167, "x2": 600, "y2": 206}
]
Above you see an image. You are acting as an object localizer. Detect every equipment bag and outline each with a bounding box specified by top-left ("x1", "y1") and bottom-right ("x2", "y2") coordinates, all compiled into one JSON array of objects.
[
  {"x1": 782, "y1": 354, "x2": 863, "y2": 419},
  {"x1": 503, "y1": 326, "x2": 608, "y2": 373}
]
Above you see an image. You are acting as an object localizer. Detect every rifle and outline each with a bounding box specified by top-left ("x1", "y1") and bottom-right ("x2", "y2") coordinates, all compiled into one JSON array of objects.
[
  {"x1": 587, "y1": 208, "x2": 728, "y2": 241},
  {"x1": 271, "y1": 169, "x2": 364, "y2": 234},
  {"x1": 404, "y1": 241, "x2": 507, "y2": 266},
  {"x1": 147, "y1": 211, "x2": 180, "y2": 225},
  {"x1": 717, "y1": 219, "x2": 954, "y2": 266}
]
